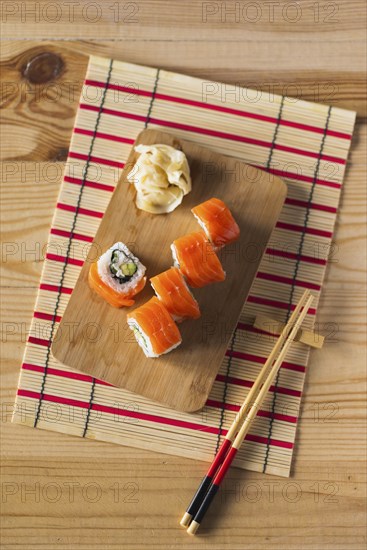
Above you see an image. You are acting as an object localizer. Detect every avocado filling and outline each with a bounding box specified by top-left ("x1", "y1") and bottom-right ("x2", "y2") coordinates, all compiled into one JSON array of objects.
[
  {"x1": 109, "y1": 249, "x2": 138, "y2": 284},
  {"x1": 132, "y1": 326, "x2": 149, "y2": 354}
]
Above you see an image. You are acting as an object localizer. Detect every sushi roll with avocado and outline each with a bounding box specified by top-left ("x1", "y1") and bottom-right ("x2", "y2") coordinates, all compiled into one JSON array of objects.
[
  {"x1": 191, "y1": 197, "x2": 240, "y2": 248},
  {"x1": 171, "y1": 231, "x2": 225, "y2": 288},
  {"x1": 150, "y1": 267, "x2": 200, "y2": 322},
  {"x1": 127, "y1": 297, "x2": 182, "y2": 357},
  {"x1": 89, "y1": 242, "x2": 146, "y2": 307}
]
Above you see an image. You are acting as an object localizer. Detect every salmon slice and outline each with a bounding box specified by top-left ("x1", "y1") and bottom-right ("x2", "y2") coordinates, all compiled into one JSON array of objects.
[
  {"x1": 191, "y1": 197, "x2": 240, "y2": 248},
  {"x1": 150, "y1": 267, "x2": 201, "y2": 322},
  {"x1": 88, "y1": 262, "x2": 146, "y2": 308},
  {"x1": 171, "y1": 231, "x2": 226, "y2": 288},
  {"x1": 127, "y1": 297, "x2": 182, "y2": 357}
]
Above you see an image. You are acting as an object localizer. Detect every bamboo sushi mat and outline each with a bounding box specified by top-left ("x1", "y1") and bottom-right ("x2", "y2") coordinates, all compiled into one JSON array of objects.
[{"x1": 12, "y1": 55, "x2": 356, "y2": 477}]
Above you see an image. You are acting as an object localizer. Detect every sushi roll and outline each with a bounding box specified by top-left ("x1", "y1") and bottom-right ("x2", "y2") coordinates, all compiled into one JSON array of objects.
[
  {"x1": 88, "y1": 242, "x2": 146, "y2": 307},
  {"x1": 171, "y1": 231, "x2": 225, "y2": 288},
  {"x1": 150, "y1": 267, "x2": 201, "y2": 322},
  {"x1": 191, "y1": 197, "x2": 240, "y2": 248},
  {"x1": 127, "y1": 297, "x2": 182, "y2": 358}
]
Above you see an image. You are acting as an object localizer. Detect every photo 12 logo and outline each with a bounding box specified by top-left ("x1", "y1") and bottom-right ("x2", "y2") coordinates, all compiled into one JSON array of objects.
[
  {"x1": 201, "y1": 2, "x2": 339, "y2": 24},
  {"x1": 1, "y1": 480, "x2": 139, "y2": 504},
  {"x1": 1, "y1": 2, "x2": 140, "y2": 24}
]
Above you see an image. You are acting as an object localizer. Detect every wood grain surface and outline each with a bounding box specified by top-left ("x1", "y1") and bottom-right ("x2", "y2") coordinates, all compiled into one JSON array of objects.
[
  {"x1": 52, "y1": 129, "x2": 286, "y2": 411},
  {"x1": 1, "y1": 3, "x2": 366, "y2": 547}
]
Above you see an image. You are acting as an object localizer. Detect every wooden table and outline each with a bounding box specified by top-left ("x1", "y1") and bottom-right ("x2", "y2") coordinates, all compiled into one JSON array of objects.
[{"x1": 1, "y1": 2, "x2": 366, "y2": 548}]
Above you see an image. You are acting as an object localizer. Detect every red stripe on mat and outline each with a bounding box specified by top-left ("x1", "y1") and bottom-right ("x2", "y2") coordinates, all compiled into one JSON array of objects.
[
  {"x1": 68, "y1": 151, "x2": 125, "y2": 169},
  {"x1": 64, "y1": 175, "x2": 115, "y2": 193},
  {"x1": 265, "y1": 247, "x2": 327, "y2": 266},
  {"x1": 85, "y1": 79, "x2": 352, "y2": 141},
  {"x1": 216, "y1": 372, "x2": 302, "y2": 397},
  {"x1": 276, "y1": 221, "x2": 332, "y2": 238},
  {"x1": 28, "y1": 336, "x2": 50, "y2": 347},
  {"x1": 274, "y1": 143, "x2": 344, "y2": 164},
  {"x1": 237, "y1": 321, "x2": 288, "y2": 338},
  {"x1": 22, "y1": 363, "x2": 111, "y2": 386},
  {"x1": 57, "y1": 202, "x2": 104, "y2": 219},
  {"x1": 266, "y1": 167, "x2": 341, "y2": 189},
  {"x1": 74, "y1": 127, "x2": 135, "y2": 146},
  {"x1": 50, "y1": 228, "x2": 94, "y2": 243},
  {"x1": 224, "y1": 344, "x2": 306, "y2": 373},
  {"x1": 247, "y1": 295, "x2": 317, "y2": 315},
  {"x1": 236, "y1": 322, "x2": 276, "y2": 337},
  {"x1": 80, "y1": 103, "x2": 146, "y2": 122},
  {"x1": 256, "y1": 271, "x2": 321, "y2": 291},
  {"x1": 206, "y1": 399, "x2": 297, "y2": 424},
  {"x1": 40, "y1": 283, "x2": 73, "y2": 294},
  {"x1": 220, "y1": 362, "x2": 303, "y2": 396},
  {"x1": 34, "y1": 312, "x2": 62, "y2": 323},
  {"x1": 79, "y1": 103, "x2": 345, "y2": 170},
  {"x1": 17, "y1": 388, "x2": 294, "y2": 448},
  {"x1": 45, "y1": 253, "x2": 84, "y2": 266},
  {"x1": 285, "y1": 197, "x2": 337, "y2": 214}
]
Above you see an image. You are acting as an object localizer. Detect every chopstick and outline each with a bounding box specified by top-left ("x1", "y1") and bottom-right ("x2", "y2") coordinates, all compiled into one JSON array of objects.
[
  {"x1": 180, "y1": 289, "x2": 311, "y2": 528},
  {"x1": 187, "y1": 292, "x2": 313, "y2": 534},
  {"x1": 181, "y1": 290, "x2": 313, "y2": 535}
]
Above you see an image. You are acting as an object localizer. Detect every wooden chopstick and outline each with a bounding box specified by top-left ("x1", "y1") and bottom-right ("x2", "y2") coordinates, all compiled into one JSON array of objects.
[
  {"x1": 180, "y1": 290, "x2": 311, "y2": 528},
  {"x1": 180, "y1": 289, "x2": 311, "y2": 528},
  {"x1": 183, "y1": 290, "x2": 314, "y2": 535}
]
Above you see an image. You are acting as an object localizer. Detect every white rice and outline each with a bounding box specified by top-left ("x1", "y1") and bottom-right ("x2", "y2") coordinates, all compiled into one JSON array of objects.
[
  {"x1": 192, "y1": 213, "x2": 223, "y2": 251},
  {"x1": 192, "y1": 212, "x2": 210, "y2": 241},
  {"x1": 97, "y1": 242, "x2": 146, "y2": 294},
  {"x1": 151, "y1": 270, "x2": 198, "y2": 323},
  {"x1": 127, "y1": 318, "x2": 182, "y2": 358},
  {"x1": 173, "y1": 273, "x2": 199, "y2": 322},
  {"x1": 181, "y1": 273, "x2": 198, "y2": 301},
  {"x1": 170, "y1": 243, "x2": 180, "y2": 269}
]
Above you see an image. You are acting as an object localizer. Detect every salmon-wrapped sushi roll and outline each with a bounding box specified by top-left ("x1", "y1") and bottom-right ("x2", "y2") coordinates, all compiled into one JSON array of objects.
[
  {"x1": 171, "y1": 231, "x2": 225, "y2": 288},
  {"x1": 127, "y1": 297, "x2": 182, "y2": 357},
  {"x1": 191, "y1": 197, "x2": 240, "y2": 248},
  {"x1": 150, "y1": 267, "x2": 201, "y2": 322},
  {"x1": 89, "y1": 242, "x2": 146, "y2": 308}
]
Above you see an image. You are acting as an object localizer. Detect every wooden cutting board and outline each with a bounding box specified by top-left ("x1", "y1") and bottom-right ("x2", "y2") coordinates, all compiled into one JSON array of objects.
[{"x1": 52, "y1": 129, "x2": 286, "y2": 412}]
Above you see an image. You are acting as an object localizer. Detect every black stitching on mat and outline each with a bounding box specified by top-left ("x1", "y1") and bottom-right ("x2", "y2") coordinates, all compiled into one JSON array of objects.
[
  {"x1": 214, "y1": 331, "x2": 236, "y2": 455},
  {"x1": 266, "y1": 96, "x2": 285, "y2": 169},
  {"x1": 144, "y1": 69, "x2": 160, "y2": 128},
  {"x1": 214, "y1": 97, "x2": 286, "y2": 456},
  {"x1": 82, "y1": 378, "x2": 97, "y2": 438},
  {"x1": 262, "y1": 105, "x2": 332, "y2": 473},
  {"x1": 254, "y1": 96, "x2": 284, "y2": 467},
  {"x1": 33, "y1": 59, "x2": 114, "y2": 429}
]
